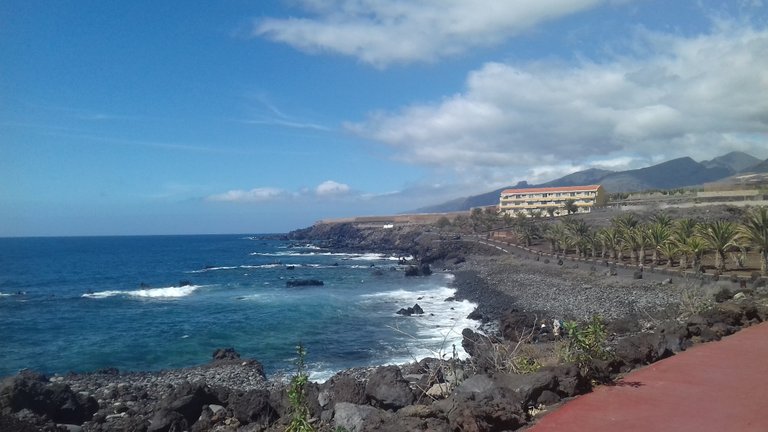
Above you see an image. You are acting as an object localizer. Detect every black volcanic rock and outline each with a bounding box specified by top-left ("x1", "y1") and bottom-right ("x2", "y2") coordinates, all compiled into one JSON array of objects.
[
  {"x1": 286, "y1": 279, "x2": 324, "y2": 287},
  {"x1": 0, "y1": 371, "x2": 98, "y2": 425},
  {"x1": 404, "y1": 263, "x2": 432, "y2": 277},
  {"x1": 364, "y1": 366, "x2": 415, "y2": 410},
  {"x1": 212, "y1": 347, "x2": 240, "y2": 362}
]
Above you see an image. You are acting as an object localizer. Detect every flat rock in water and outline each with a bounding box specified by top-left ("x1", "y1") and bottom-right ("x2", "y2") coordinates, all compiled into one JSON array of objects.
[{"x1": 286, "y1": 279, "x2": 324, "y2": 287}]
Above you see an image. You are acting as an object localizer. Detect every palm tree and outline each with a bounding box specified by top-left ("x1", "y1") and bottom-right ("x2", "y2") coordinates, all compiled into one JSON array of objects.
[
  {"x1": 672, "y1": 218, "x2": 698, "y2": 269},
  {"x1": 739, "y1": 206, "x2": 768, "y2": 275},
  {"x1": 649, "y1": 212, "x2": 673, "y2": 229},
  {"x1": 679, "y1": 236, "x2": 708, "y2": 271},
  {"x1": 543, "y1": 223, "x2": 567, "y2": 253},
  {"x1": 612, "y1": 213, "x2": 639, "y2": 229},
  {"x1": 564, "y1": 219, "x2": 591, "y2": 257},
  {"x1": 564, "y1": 199, "x2": 578, "y2": 215},
  {"x1": 598, "y1": 227, "x2": 621, "y2": 260},
  {"x1": 584, "y1": 231, "x2": 602, "y2": 258},
  {"x1": 647, "y1": 222, "x2": 671, "y2": 265},
  {"x1": 514, "y1": 219, "x2": 539, "y2": 247},
  {"x1": 698, "y1": 220, "x2": 740, "y2": 272},
  {"x1": 546, "y1": 207, "x2": 556, "y2": 218},
  {"x1": 657, "y1": 240, "x2": 678, "y2": 268},
  {"x1": 621, "y1": 226, "x2": 645, "y2": 265},
  {"x1": 674, "y1": 218, "x2": 698, "y2": 237}
]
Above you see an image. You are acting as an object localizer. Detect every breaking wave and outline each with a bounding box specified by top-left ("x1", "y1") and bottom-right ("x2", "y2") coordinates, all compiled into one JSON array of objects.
[{"x1": 82, "y1": 285, "x2": 204, "y2": 299}]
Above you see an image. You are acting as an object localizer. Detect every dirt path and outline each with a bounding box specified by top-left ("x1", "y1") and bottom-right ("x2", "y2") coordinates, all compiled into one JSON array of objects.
[{"x1": 528, "y1": 321, "x2": 768, "y2": 432}]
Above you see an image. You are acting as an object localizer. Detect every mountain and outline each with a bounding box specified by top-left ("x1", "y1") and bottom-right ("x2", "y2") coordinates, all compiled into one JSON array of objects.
[
  {"x1": 742, "y1": 158, "x2": 768, "y2": 174},
  {"x1": 413, "y1": 152, "x2": 756, "y2": 213},
  {"x1": 596, "y1": 157, "x2": 730, "y2": 192},
  {"x1": 411, "y1": 181, "x2": 530, "y2": 214},
  {"x1": 538, "y1": 168, "x2": 613, "y2": 188},
  {"x1": 702, "y1": 151, "x2": 762, "y2": 173}
]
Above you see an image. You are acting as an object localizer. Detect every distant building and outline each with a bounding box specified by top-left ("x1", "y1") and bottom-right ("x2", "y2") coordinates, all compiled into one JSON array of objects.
[{"x1": 499, "y1": 185, "x2": 607, "y2": 217}]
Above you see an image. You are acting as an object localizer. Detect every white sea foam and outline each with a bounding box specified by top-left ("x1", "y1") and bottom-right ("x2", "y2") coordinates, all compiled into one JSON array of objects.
[
  {"x1": 0, "y1": 292, "x2": 12, "y2": 297},
  {"x1": 293, "y1": 244, "x2": 323, "y2": 250},
  {"x1": 309, "y1": 368, "x2": 337, "y2": 383},
  {"x1": 82, "y1": 285, "x2": 203, "y2": 299},
  {"x1": 249, "y1": 251, "x2": 401, "y2": 261},
  {"x1": 361, "y1": 278, "x2": 480, "y2": 361},
  {"x1": 187, "y1": 266, "x2": 238, "y2": 273},
  {"x1": 240, "y1": 264, "x2": 282, "y2": 269},
  {"x1": 189, "y1": 264, "x2": 287, "y2": 273}
]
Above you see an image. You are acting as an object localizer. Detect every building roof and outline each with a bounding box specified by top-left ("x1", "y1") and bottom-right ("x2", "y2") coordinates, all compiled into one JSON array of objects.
[{"x1": 501, "y1": 185, "x2": 602, "y2": 195}]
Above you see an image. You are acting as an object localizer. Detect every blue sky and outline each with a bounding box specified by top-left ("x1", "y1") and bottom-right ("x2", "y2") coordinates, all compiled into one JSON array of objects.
[{"x1": 2, "y1": 0, "x2": 767, "y2": 236}]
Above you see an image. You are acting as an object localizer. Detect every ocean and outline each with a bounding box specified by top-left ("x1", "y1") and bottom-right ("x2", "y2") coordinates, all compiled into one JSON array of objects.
[{"x1": 0, "y1": 235, "x2": 479, "y2": 381}]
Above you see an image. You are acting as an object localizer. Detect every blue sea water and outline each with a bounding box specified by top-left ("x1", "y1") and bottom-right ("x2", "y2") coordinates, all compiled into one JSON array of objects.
[{"x1": 0, "y1": 235, "x2": 478, "y2": 380}]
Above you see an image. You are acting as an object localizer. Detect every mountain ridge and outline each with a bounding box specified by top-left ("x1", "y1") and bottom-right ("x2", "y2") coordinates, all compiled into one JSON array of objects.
[{"x1": 412, "y1": 151, "x2": 762, "y2": 213}]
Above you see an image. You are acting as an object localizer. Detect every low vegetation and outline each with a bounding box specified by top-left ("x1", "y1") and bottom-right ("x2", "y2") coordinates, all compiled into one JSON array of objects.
[
  {"x1": 287, "y1": 344, "x2": 315, "y2": 432},
  {"x1": 559, "y1": 315, "x2": 612, "y2": 376},
  {"x1": 438, "y1": 205, "x2": 768, "y2": 277}
]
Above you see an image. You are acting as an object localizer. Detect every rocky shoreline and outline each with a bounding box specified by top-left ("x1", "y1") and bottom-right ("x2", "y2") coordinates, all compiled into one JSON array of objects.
[{"x1": 3, "y1": 224, "x2": 768, "y2": 431}]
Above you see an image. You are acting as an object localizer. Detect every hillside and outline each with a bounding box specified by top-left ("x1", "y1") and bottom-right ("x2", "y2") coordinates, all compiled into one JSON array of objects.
[
  {"x1": 597, "y1": 157, "x2": 730, "y2": 192},
  {"x1": 413, "y1": 152, "x2": 759, "y2": 213},
  {"x1": 702, "y1": 151, "x2": 762, "y2": 173},
  {"x1": 742, "y1": 158, "x2": 768, "y2": 174}
]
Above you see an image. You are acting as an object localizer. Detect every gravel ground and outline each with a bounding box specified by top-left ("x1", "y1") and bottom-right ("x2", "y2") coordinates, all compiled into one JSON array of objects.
[
  {"x1": 451, "y1": 253, "x2": 686, "y2": 323},
  {"x1": 58, "y1": 360, "x2": 274, "y2": 406}
]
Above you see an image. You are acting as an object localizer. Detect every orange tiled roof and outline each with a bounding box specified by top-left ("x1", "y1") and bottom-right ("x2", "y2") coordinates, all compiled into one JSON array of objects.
[{"x1": 501, "y1": 185, "x2": 601, "y2": 195}]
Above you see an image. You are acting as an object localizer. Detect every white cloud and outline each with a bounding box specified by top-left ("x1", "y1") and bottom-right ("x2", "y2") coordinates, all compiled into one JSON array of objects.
[
  {"x1": 348, "y1": 24, "x2": 768, "y2": 182},
  {"x1": 316, "y1": 180, "x2": 351, "y2": 196},
  {"x1": 253, "y1": 0, "x2": 609, "y2": 66},
  {"x1": 207, "y1": 187, "x2": 285, "y2": 203}
]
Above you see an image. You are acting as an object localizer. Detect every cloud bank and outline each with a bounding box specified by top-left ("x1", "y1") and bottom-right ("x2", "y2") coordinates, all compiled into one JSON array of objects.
[
  {"x1": 348, "y1": 24, "x2": 768, "y2": 182},
  {"x1": 315, "y1": 180, "x2": 351, "y2": 196},
  {"x1": 207, "y1": 187, "x2": 285, "y2": 203},
  {"x1": 208, "y1": 180, "x2": 352, "y2": 203},
  {"x1": 253, "y1": 0, "x2": 608, "y2": 66}
]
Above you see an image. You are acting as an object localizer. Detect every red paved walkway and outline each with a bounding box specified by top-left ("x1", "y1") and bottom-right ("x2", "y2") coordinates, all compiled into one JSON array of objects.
[{"x1": 530, "y1": 321, "x2": 768, "y2": 432}]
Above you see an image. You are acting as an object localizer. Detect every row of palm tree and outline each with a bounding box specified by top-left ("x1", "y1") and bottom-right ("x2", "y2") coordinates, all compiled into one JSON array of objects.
[{"x1": 537, "y1": 206, "x2": 768, "y2": 276}]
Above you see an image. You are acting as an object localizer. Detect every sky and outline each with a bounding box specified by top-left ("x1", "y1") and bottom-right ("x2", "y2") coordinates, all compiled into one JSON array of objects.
[{"x1": 2, "y1": 0, "x2": 768, "y2": 236}]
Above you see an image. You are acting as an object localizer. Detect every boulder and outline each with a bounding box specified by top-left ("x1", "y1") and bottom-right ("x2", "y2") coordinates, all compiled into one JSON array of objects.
[
  {"x1": 147, "y1": 410, "x2": 186, "y2": 432},
  {"x1": 318, "y1": 374, "x2": 367, "y2": 410},
  {"x1": 396, "y1": 304, "x2": 425, "y2": 316},
  {"x1": 148, "y1": 382, "x2": 222, "y2": 432},
  {"x1": 545, "y1": 364, "x2": 589, "y2": 398},
  {"x1": 461, "y1": 328, "x2": 485, "y2": 358},
  {"x1": 495, "y1": 371, "x2": 558, "y2": 407},
  {"x1": 229, "y1": 389, "x2": 277, "y2": 426},
  {"x1": 700, "y1": 301, "x2": 761, "y2": 327},
  {"x1": 435, "y1": 374, "x2": 526, "y2": 431},
  {"x1": 0, "y1": 372, "x2": 98, "y2": 425},
  {"x1": 615, "y1": 321, "x2": 689, "y2": 367},
  {"x1": 425, "y1": 383, "x2": 452, "y2": 399},
  {"x1": 364, "y1": 366, "x2": 415, "y2": 410},
  {"x1": 500, "y1": 310, "x2": 538, "y2": 342},
  {"x1": 211, "y1": 347, "x2": 240, "y2": 361},
  {"x1": 396, "y1": 307, "x2": 414, "y2": 316},
  {"x1": 333, "y1": 402, "x2": 391, "y2": 432},
  {"x1": 404, "y1": 263, "x2": 432, "y2": 277}
]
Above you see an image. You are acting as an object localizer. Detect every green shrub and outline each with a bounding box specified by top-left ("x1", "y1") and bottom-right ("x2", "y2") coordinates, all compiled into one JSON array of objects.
[
  {"x1": 287, "y1": 344, "x2": 315, "y2": 432},
  {"x1": 560, "y1": 315, "x2": 612, "y2": 374}
]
